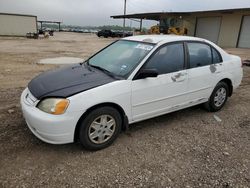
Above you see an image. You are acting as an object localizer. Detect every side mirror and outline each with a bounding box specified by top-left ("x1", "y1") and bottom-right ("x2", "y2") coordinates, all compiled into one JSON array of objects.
[{"x1": 136, "y1": 68, "x2": 158, "y2": 79}]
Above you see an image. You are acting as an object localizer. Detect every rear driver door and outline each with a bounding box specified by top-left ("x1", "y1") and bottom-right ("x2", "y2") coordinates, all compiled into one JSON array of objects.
[{"x1": 186, "y1": 42, "x2": 223, "y2": 103}]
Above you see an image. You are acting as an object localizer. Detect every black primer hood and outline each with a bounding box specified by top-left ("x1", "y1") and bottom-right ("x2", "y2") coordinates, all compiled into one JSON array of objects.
[{"x1": 28, "y1": 64, "x2": 117, "y2": 100}]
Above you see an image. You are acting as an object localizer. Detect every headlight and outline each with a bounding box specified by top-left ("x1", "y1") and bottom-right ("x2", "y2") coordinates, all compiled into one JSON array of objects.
[{"x1": 37, "y1": 98, "x2": 69, "y2": 115}]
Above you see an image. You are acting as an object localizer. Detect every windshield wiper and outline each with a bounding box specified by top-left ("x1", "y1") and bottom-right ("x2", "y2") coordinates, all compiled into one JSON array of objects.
[
  {"x1": 81, "y1": 60, "x2": 93, "y2": 71},
  {"x1": 82, "y1": 61, "x2": 123, "y2": 79},
  {"x1": 89, "y1": 64, "x2": 116, "y2": 78}
]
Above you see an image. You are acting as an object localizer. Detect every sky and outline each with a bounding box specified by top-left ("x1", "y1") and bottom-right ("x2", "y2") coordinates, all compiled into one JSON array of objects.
[{"x1": 0, "y1": 0, "x2": 250, "y2": 28}]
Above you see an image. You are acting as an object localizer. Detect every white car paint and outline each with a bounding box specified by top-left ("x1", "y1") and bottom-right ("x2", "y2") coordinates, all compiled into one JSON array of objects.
[{"x1": 21, "y1": 35, "x2": 243, "y2": 144}]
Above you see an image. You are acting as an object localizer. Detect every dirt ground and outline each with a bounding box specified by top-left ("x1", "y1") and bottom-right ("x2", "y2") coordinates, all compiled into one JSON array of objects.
[{"x1": 0, "y1": 32, "x2": 249, "y2": 188}]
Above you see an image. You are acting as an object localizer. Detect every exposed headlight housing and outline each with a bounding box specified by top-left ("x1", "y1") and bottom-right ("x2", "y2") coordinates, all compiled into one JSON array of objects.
[{"x1": 37, "y1": 98, "x2": 69, "y2": 115}]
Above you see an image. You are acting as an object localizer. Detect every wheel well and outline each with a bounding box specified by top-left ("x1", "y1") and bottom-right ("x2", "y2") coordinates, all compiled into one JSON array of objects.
[
  {"x1": 219, "y1": 78, "x2": 233, "y2": 97},
  {"x1": 74, "y1": 103, "x2": 128, "y2": 142}
]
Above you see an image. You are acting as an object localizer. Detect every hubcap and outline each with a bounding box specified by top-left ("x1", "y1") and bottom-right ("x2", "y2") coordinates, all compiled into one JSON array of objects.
[
  {"x1": 214, "y1": 87, "x2": 227, "y2": 107},
  {"x1": 88, "y1": 115, "x2": 116, "y2": 144}
]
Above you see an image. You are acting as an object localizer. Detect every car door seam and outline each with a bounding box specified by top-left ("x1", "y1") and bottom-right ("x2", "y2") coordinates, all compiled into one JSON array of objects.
[{"x1": 132, "y1": 86, "x2": 210, "y2": 107}]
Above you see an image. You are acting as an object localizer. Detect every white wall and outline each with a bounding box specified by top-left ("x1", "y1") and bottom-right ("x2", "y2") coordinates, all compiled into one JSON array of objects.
[
  {"x1": 0, "y1": 14, "x2": 37, "y2": 36},
  {"x1": 218, "y1": 14, "x2": 242, "y2": 48},
  {"x1": 182, "y1": 11, "x2": 250, "y2": 48}
]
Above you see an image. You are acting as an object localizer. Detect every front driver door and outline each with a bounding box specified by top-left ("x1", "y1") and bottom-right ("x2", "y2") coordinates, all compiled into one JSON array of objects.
[{"x1": 131, "y1": 42, "x2": 188, "y2": 122}]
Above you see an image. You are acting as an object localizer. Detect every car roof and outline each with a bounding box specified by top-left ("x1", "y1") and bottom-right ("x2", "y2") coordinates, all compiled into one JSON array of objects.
[{"x1": 123, "y1": 35, "x2": 207, "y2": 44}]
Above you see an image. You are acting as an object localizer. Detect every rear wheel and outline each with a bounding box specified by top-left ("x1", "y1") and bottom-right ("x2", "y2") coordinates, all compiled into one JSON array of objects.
[
  {"x1": 79, "y1": 106, "x2": 122, "y2": 150},
  {"x1": 204, "y1": 82, "x2": 229, "y2": 112}
]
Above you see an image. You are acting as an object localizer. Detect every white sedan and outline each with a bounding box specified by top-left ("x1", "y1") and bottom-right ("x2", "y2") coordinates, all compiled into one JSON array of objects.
[{"x1": 21, "y1": 35, "x2": 243, "y2": 150}]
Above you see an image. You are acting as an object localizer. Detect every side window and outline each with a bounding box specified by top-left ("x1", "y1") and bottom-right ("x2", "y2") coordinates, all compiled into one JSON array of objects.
[
  {"x1": 187, "y1": 42, "x2": 212, "y2": 68},
  {"x1": 144, "y1": 43, "x2": 184, "y2": 74},
  {"x1": 212, "y1": 48, "x2": 222, "y2": 63}
]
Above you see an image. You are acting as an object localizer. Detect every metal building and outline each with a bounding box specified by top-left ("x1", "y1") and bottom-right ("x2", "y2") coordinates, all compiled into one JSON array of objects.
[
  {"x1": 0, "y1": 13, "x2": 37, "y2": 36},
  {"x1": 111, "y1": 8, "x2": 250, "y2": 48}
]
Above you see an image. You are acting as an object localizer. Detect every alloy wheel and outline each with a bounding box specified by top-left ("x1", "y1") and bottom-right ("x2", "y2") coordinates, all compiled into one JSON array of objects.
[
  {"x1": 214, "y1": 87, "x2": 227, "y2": 107},
  {"x1": 88, "y1": 115, "x2": 116, "y2": 144}
]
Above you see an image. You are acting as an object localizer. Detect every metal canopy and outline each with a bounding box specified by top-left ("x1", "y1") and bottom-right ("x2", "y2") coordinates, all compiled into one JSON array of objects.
[
  {"x1": 111, "y1": 12, "x2": 181, "y2": 21},
  {"x1": 111, "y1": 7, "x2": 250, "y2": 21},
  {"x1": 38, "y1": 20, "x2": 62, "y2": 24},
  {"x1": 37, "y1": 20, "x2": 62, "y2": 31}
]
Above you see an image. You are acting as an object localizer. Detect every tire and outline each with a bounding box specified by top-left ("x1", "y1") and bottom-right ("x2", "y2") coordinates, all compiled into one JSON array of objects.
[
  {"x1": 79, "y1": 106, "x2": 122, "y2": 150},
  {"x1": 204, "y1": 82, "x2": 229, "y2": 112}
]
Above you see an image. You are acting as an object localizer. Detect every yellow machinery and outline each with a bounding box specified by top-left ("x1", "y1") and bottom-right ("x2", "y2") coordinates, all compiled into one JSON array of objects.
[
  {"x1": 149, "y1": 25, "x2": 188, "y2": 35},
  {"x1": 148, "y1": 25, "x2": 160, "y2": 34},
  {"x1": 148, "y1": 17, "x2": 188, "y2": 35},
  {"x1": 168, "y1": 27, "x2": 188, "y2": 35}
]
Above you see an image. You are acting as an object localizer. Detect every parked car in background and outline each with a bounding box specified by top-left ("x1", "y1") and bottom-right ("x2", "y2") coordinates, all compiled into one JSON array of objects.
[
  {"x1": 97, "y1": 29, "x2": 133, "y2": 38},
  {"x1": 21, "y1": 35, "x2": 243, "y2": 150},
  {"x1": 122, "y1": 31, "x2": 133, "y2": 37},
  {"x1": 97, "y1": 29, "x2": 116, "y2": 38}
]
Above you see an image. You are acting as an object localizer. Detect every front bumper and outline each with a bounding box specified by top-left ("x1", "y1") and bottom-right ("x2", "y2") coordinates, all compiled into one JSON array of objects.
[{"x1": 20, "y1": 88, "x2": 81, "y2": 144}]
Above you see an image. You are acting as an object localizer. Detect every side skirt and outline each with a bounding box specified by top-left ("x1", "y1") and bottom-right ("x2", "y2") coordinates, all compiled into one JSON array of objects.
[{"x1": 130, "y1": 98, "x2": 208, "y2": 124}]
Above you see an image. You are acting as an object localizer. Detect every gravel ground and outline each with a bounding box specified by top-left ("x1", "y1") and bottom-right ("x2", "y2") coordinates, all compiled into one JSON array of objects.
[{"x1": 0, "y1": 32, "x2": 249, "y2": 188}]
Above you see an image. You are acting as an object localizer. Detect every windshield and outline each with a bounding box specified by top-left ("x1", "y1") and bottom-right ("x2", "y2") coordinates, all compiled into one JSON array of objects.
[{"x1": 88, "y1": 40, "x2": 155, "y2": 78}]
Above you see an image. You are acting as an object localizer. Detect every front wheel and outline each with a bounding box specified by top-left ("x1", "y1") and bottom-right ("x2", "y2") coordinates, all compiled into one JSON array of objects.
[
  {"x1": 204, "y1": 82, "x2": 229, "y2": 112},
  {"x1": 79, "y1": 107, "x2": 122, "y2": 150}
]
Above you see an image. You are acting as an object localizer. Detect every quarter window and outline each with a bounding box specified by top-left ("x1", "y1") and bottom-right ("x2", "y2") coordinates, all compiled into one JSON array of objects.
[
  {"x1": 144, "y1": 43, "x2": 185, "y2": 74},
  {"x1": 212, "y1": 48, "x2": 222, "y2": 63},
  {"x1": 187, "y1": 42, "x2": 212, "y2": 68}
]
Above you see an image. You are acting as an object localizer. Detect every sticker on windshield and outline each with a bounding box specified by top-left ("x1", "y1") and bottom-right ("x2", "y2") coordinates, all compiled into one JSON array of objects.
[
  {"x1": 121, "y1": 65, "x2": 127, "y2": 69},
  {"x1": 120, "y1": 65, "x2": 127, "y2": 71},
  {"x1": 135, "y1": 44, "x2": 153, "y2": 51}
]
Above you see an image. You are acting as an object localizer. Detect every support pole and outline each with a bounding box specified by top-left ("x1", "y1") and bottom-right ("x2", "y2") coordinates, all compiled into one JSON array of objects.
[
  {"x1": 140, "y1": 19, "x2": 143, "y2": 32},
  {"x1": 123, "y1": 0, "x2": 127, "y2": 37},
  {"x1": 59, "y1": 22, "x2": 61, "y2": 32}
]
